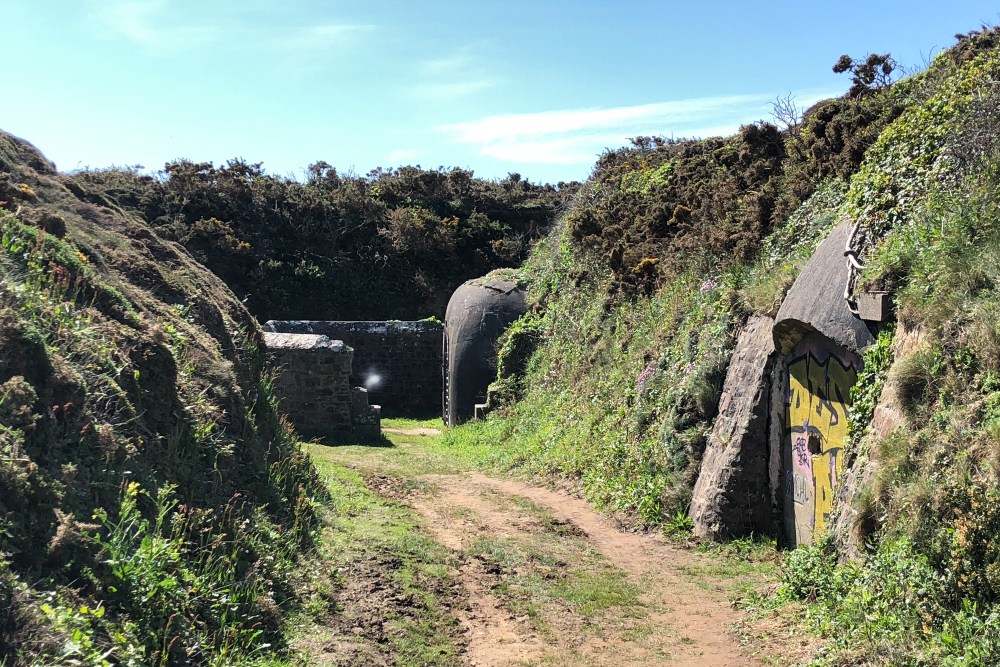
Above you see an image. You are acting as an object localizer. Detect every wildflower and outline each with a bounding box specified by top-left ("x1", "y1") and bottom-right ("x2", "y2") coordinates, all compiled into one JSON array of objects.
[
  {"x1": 700, "y1": 278, "x2": 718, "y2": 293},
  {"x1": 635, "y1": 362, "x2": 657, "y2": 394}
]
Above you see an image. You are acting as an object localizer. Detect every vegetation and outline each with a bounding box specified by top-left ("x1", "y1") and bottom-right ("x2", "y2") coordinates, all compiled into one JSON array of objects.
[
  {"x1": 70, "y1": 162, "x2": 576, "y2": 321},
  {"x1": 5, "y1": 18, "x2": 1000, "y2": 667},
  {"x1": 447, "y1": 25, "x2": 1000, "y2": 665},
  {"x1": 290, "y1": 420, "x2": 782, "y2": 666},
  {"x1": 0, "y1": 132, "x2": 323, "y2": 665}
]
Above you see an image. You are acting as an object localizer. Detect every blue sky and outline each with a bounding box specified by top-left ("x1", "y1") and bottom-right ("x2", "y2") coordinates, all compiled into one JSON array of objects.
[{"x1": 5, "y1": 1, "x2": 1000, "y2": 184}]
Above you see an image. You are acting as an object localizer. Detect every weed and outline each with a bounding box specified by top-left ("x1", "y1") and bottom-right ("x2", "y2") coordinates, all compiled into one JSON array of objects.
[{"x1": 664, "y1": 510, "x2": 694, "y2": 537}]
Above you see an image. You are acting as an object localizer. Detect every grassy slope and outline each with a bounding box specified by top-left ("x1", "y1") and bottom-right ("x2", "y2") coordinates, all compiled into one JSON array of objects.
[
  {"x1": 447, "y1": 27, "x2": 1000, "y2": 665},
  {"x1": 776, "y1": 31, "x2": 1000, "y2": 665},
  {"x1": 446, "y1": 158, "x2": 848, "y2": 528},
  {"x1": 0, "y1": 133, "x2": 324, "y2": 665}
]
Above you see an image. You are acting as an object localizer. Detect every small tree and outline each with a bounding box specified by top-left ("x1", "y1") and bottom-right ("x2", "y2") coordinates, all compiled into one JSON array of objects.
[
  {"x1": 833, "y1": 52, "x2": 899, "y2": 98},
  {"x1": 771, "y1": 92, "x2": 802, "y2": 133}
]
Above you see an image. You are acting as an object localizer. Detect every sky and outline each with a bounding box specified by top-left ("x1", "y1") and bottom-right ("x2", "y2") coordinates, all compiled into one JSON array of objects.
[{"x1": 4, "y1": 1, "x2": 1000, "y2": 185}]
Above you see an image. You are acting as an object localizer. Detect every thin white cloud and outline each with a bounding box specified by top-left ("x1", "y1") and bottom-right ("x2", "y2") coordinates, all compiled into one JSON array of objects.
[
  {"x1": 412, "y1": 79, "x2": 497, "y2": 100},
  {"x1": 278, "y1": 23, "x2": 376, "y2": 53},
  {"x1": 386, "y1": 148, "x2": 418, "y2": 164},
  {"x1": 418, "y1": 52, "x2": 475, "y2": 77},
  {"x1": 441, "y1": 95, "x2": 768, "y2": 143},
  {"x1": 407, "y1": 47, "x2": 500, "y2": 100},
  {"x1": 90, "y1": 0, "x2": 216, "y2": 50},
  {"x1": 90, "y1": 2, "x2": 373, "y2": 56},
  {"x1": 439, "y1": 91, "x2": 840, "y2": 166}
]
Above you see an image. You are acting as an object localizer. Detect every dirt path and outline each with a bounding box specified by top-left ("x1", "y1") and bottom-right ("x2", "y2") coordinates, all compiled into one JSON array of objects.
[
  {"x1": 382, "y1": 427, "x2": 444, "y2": 436},
  {"x1": 408, "y1": 472, "x2": 762, "y2": 667}
]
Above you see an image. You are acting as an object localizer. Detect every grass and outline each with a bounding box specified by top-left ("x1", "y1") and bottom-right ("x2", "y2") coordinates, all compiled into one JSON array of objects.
[
  {"x1": 465, "y1": 526, "x2": 645, "y2": 633},
  {"x1": 283, "y1": 426, "x2": 793, "y2": 666},
  {"x1": 281, "y1": 438, "x2": 466, "y2": 667},
  {"x1": 315, "y1": 416, "x2": 490, "y2": 478}
]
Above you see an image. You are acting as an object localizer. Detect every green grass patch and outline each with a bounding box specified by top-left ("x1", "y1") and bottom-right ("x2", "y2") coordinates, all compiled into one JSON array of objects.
[{"x1": 286, "y1": 447, "x2": 465, "y2": 666}]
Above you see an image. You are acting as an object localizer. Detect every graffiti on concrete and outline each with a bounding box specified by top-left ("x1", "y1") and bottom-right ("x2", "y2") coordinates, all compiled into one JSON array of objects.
[{"x1": 783, "y1": 334, "x2": 860, "y2": 545}]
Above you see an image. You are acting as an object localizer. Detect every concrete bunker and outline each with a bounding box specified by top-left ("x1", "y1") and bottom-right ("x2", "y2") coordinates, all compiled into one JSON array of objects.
[
  {"x1": 777, "y1": 333, "x2": 862, "y2": 544},
  {"x1": 771, "y1": 219, "x2": 875, "y2": 545},
  {"x1": 690, "y1": 218, "x2": 880, "y2": 546},
  {"x1": 443, "y1": 275, "x2": 528, "y2": 427},
  {"x1": 261, "y1": 274, "x2": 526, "y2": 434}
]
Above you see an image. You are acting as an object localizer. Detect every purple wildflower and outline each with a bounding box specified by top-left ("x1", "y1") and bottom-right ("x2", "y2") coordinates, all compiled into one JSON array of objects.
[{"x1": 636, "y1": 362, "x2": 656, "y2": 394}]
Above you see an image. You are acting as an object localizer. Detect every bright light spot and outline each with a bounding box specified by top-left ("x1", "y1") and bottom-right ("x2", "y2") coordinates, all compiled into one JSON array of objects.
[{"x1": 365, "y1": 373, "x2": 382, "y2": 390}]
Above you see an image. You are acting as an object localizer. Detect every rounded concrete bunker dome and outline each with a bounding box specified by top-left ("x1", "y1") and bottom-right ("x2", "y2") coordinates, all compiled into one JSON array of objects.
[{"x1": 444, "y1": 273, "x2": 528, "y2": 427}]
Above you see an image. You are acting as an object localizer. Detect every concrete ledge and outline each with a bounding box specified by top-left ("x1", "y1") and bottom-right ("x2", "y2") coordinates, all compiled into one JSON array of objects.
[
  {"x1": 263, "y1": 332, "x2": 347, "y2": 352},
  {"x1": 774, "y1": 218, "x2": 876, "y2": 355}
]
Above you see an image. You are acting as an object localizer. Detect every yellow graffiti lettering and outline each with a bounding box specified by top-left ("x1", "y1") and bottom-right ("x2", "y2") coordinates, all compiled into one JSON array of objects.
[{"x1": 785, "y1": 339, "x2": 857, "y2": 544}]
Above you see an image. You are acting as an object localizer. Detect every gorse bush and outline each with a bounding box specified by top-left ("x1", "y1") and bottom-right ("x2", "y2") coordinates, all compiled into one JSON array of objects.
[{"x1": 72, "y1": 161, "x2": 577, "y2": 321}]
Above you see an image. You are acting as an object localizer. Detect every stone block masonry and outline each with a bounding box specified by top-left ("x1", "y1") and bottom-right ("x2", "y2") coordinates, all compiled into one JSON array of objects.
[
  {"x1": 263, "y1": 332, "x2": 379, "y2": 439},
  {"x1": 264, "y1": 320, "x2": 443, "y2": 416}
]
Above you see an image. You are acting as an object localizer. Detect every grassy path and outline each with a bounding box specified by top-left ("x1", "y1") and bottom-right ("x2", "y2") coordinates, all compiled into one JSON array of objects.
[{"x1": 283, "y1": 420, "x2": 808, "y2": 666}]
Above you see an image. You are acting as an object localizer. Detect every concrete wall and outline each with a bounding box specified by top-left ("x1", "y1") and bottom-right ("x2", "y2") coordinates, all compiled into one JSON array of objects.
[
  {"x1": 263, "y1": 332, "x2": 354, "y2": 437},
  {"x1": 691, "y1": 218, "x2": 877, "y2": 547},
  {"x1": 264, "y1": 320, "x2": 443, "y2": 416},
  {"x1": 689, "y1": 315, "x2": 776, "y2": 540}
]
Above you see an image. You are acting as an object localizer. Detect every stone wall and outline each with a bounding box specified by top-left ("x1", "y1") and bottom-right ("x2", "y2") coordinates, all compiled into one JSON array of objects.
[
  {"x1": 264, "y1": 320, "x2": 443, "y2": 416},
  {"x1": 262, "y1": 332, "x2": 355, "y2": 438}
]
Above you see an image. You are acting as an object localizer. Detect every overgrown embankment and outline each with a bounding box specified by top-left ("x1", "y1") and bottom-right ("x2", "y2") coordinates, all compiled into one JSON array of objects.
[
  {"x1": 0, "y1": 132, "x2": 323, "y2": 665},
  {"x1": 450, "y1": 26, "x2": 1000, "y2": 665}
]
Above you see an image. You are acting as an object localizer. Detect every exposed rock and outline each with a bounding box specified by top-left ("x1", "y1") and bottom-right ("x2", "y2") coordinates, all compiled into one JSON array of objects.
[{"x1": 690, "y1": 315, "x2": 777, "y2": 540}]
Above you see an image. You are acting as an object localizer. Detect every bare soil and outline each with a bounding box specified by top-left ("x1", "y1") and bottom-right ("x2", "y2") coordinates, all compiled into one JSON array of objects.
[
  {"x1": 382, "y1": 427, "x2": 445, "y2": 436},
  {"x1": 407, "y1": 472, "x2": 763, "y2": 667},
  {"x1": 302, "y1": 435, "x2": 815, "y2": 667}
]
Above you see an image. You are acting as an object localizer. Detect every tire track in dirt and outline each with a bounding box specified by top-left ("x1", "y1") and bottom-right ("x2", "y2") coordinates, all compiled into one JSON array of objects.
[{"x1": 409, "y1": 472, "x2": 764, "y2": 667}]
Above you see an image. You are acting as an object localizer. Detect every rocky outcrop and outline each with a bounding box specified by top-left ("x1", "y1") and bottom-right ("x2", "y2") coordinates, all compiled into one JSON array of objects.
[{"x1": 690, "y1": 316, "x2": 777, "y2": 539}]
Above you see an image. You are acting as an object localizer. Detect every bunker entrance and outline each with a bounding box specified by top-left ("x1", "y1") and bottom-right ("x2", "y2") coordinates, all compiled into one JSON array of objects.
[{"x1": 782, "y1": 333, "x2": 861, "y2": 546}]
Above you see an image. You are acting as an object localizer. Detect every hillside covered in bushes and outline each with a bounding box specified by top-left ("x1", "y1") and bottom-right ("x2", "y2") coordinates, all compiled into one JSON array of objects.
[
  {"x1": 450, "y1": 26, "x2": 1000, "y2": 664},
  {"x1": 6, "y1": 18, "x2": 1000, "y2": 667},
  {"x1": 70, "y1": 161, "x2": 575, "y2": 322}
]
